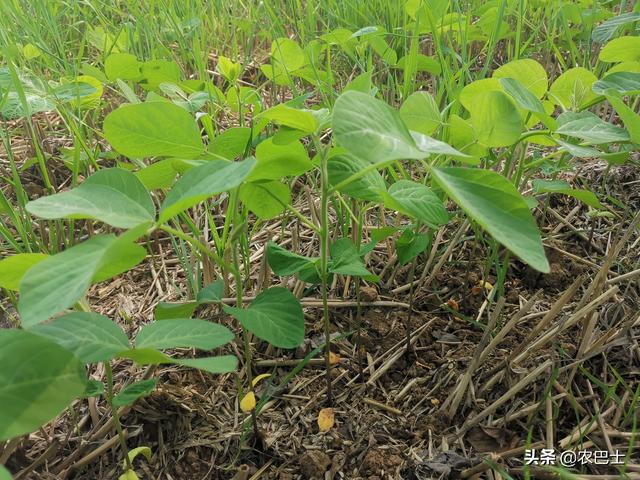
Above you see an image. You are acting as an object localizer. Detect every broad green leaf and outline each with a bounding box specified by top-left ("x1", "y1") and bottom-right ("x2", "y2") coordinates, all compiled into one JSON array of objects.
[
  {"x1": 384, "y1": 180, "x2": 449, "y2": 227},
  {"x1": 27, "y1": 168, "x2": 155, "y2": 228},
  {"x1": 260, "y1": 38, "x2": 306, "y2": 85},
  {"x1": 135, "y1": 159, "x2": 177, "y2": 190},
  {"x1": 83, "y1": 380, "x2": 105, "y2": 398},
  {"x1": 118, "y1": 348, "x2": 173, "y2": 364},
  {"x1": 599, "y1": 36, "x2": 640, "y2": 63},
  {"x1": 224, "y1": 287, "x2": 304, "y2": 348},
  {"x1": 31, "y1": 312, "x2": 130, "y2": 363},
  {"x1": 105, "y1": 53, "x2": 141, "y2": 81},
  {"x1": 259, "y1": 104, "x2": 317, "y2": 133},
  {"x1": 333, "y1": 91, "x2": 423, "y2": 163},
  {"x1": 154, "y1": 301, "x2": 198, "y2": 320},
  {"x1": 104, "y1": 102, "x2": 204, "y2": 159},
  {"x1": 410, "y1": 131, "x2": 469, "y2": 157},
  {"x1": 493, "y1": 59, "x2": 548, "y2": 98},
  {"x1": 447, "y1": 114, "x2": 485, "y2": 162},
  {"x1": 395, "y1": 54, "x2": 441, "y2": 74},
  {"x1": 93, "y1": 230, "x2": 148, "y2": 282},
  {"x1": 175, "y1": 355, "x2": 238, "y2": 374},
  {"x1": 431, "y1": 167, "x2": 549, "y2": 272},
  {"x1": 592, "y1": 13, "x2": 640, "y2": 43},
  {"x1": 593, "y1": 72, "x2": 640, "y2": 95},
  {"x1": 217, "y1": 55, "x2": 241, "y2": 83},
  {"x1": 459, "y1": 78, "x2": 502, "y2": 111},
  {"x1": 139, "y1": 59, "x2": 181, "y2": 91},
  {"x1": 240, "y1": 181, "x2": 291, "y2": 219},
  {"x1": 396, "y1": 228, "x2": 430, "y2": 265},
  {"x1": 209, "y1": 127, "x2": 252, "y2": 159},
  {"x1": 159, "y1": 158, "x2": 256, "y2": 222},
  {"x1": 556, "y1": 111, "x2": 630, "y2": 144},
  {"x1": 19, "y1": 235, "x2": 145, "y2": 327},
  {"x1": 197, "y1": 279, "x2": 224, "y2": 303},
  {"x1": 135, "y1": 319, "x2": 234, "y2": 350},
  {"x1": 327, "y1": 153, "x2": 385, "y2": 202},
  {"x1": 329, "y1": 238, "x2": 377, "y2": 280},
  {"x1": 607, "y1": 95, "x2": 640, "y2": 144},
  {"x1": 532, "y1": 180, "x2": 602, "y2": 209},
  {"x1": 0, "y1": 465, "x2": 11, "y2": 480},
  {"x1": 555, "y1": 139, "x2": 602, "y2": 158},
  {"x1": 399, "y1": 91, "x2": 441, "y2": 135},
  {"x1": 0, "y1": 329, "x2": 86, "y2": 441},
  {"x1": 549, "y1": 67, "x2": 598, "y2": 110},
  {"x1": 470, "y1": 91, "x2": 523, "y2": 147},
  {"x1": 499, "y1": 78, "x2": 546, "y2": 114},
  {"x1": 112, "y1": 379, "x2": 158, "y2": 407},
  {"x1": 266, "y1": 242, "x2": 318, "y2": 276},
  {"x1": 249, "y1": 138, "x2": 312, "y2": 181},
  {"x1": 0, "y1": 253, "x2": 47, "y2": 291}
]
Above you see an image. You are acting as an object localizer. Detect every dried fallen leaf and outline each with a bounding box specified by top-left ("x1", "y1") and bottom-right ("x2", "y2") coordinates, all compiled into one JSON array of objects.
[
  {"x1": 240, "y1": 391, "x2": 256, "y2": 412},
  {"x1": 445, "y1": 298, "x2": 459, "y2": 311},
  {"x1": 252, "y1": 373, "x2": 271, "y2": 387},
  {"x1": 430, "y1": 398, "x2": 440, "y2": 407},
  {"x1": 317, "y1": 407, "x2": 334, "y2": 432},
  {"x1": 470, "y1": 285, "x2": 482, "y2": 296},
  {"x1": 329, "y1": 351, "x2": 341, "y2": 365}
]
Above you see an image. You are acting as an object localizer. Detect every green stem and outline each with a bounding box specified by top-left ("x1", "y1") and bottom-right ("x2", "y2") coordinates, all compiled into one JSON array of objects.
[{"x1": 104, "y1": 362, "x2": 132, "y2": 472}]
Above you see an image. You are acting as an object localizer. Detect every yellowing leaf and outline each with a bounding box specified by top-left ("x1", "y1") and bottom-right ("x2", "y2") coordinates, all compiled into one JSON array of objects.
[
  {"x1": 252, "y1": 373, "x2": 272, "y2": 387},
  {"x1": 240, "y1": 391, "x2": 256, "y2": 412},
  {"x1": 329, "y1": 352, "x2": 341, "y2": 365},
  {"x1": 118, "y1": 470, "x2": 139, "y2": 480},
  {"x1": 317, "y1": 407, "x2": 335, "y2": 432},
  {"x1": 478, "y1": 280, "x2": 493, "y2": 291}
]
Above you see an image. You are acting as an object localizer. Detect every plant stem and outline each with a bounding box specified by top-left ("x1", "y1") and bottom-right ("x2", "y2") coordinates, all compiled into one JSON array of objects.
[
  {"x1": 104, "y1": 362, "x2": 132, "y2": 472},
  {"x1": 317, "y1": 137, "x2": 333, "y2": 407}
]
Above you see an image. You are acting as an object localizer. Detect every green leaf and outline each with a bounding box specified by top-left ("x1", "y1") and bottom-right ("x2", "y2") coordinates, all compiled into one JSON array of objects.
[
  {"x1": 118, "y1": 348, "x2": 173, "y2": 365},
  {"x1": 0, "y1": 329, "x2": 86, "y2": 441},
  {"x1": 154, "y1": 301, "x2": 198, "y2": 320},
  {"x1": 410, "y1": 131, "x2": 469, "y2": 157},
  {"x1": 19, "y1": 235, "x2": 145, "y2": 327},
  {"x1": 549, "y1": 67, "x2": 598, "y2": 110},
  {"x1": 399, "y1": 91, "x2": 441, "y2": 135},
  {"x1": 31, "y1": 312, "x2": 130, "y2": 363},
  {"x1": 593, "y1": 72, "x2": 640, "y2": 95},
  {"x1": 470, "y1": 91, "x2": 523, "y2": 147},
  {"x1": 104, "y1": 102, "x2": 204, "y2": 159},
  {"x1": 175, "y1": 355, "x2": 238, "y2": 374},
  {"x1": 396, "y1": 228, "x2": 430, "y2": 265},
  {"x1": 105, "y1": 53, "x2": 142, "y2": 81},
  {"x1": 556, "y1": 111, "x2": 630, "y2": 144},
  {"x1": 493, "y1": 59, "x2": 548, "y2": 98},
  {"x1": 266, "y1": 242, "x2": 318, "y2": 276},
  {"x1": 197, "y1": 279, "x2": 224, "y2": 303},
  {"x1": 0, "y1": 465, "x2": 11, "y2": 480},
  {"x1": 607, "y1": 95, "x2": 640, "y2": 144},
  {"x1": 599, "y1": 36, "x2": 640, "y2": 63},
  {"x1": 261, "y1": 38, "x2": 306, "y2": 85},
  {"x1": 126, "y1": 446, "x2": 152, "y2": 468},
  {"x1": 134, "y1": 159, "x2": 177, "y2": 190},
  {"x1": 135, "y1": 319, "x2": 234, "y2": 350},
  {"x1": 248, "y1": 138, "x2": 312, "y2": 181},
  {"x1": 0, "y1": 253, "x2": 47, "y2": 291},
  {"x1": 159, "y1": 158, "x2": 256, "y2": 222},
  {"x1": 112, "y1": 379, "x2": 158, "y2": 407},
  {"x1": 499, "y1": 78, "x2": 546, "y2": 114},
  {"x1": 27, "y1": 168, "x2": 155, "y2": 228},
  {"x1": 327, "y1": 153, "x2": 386, "y2": 202},
  {"x1": 259, "y1": 104, "x2": 317, "y2": 133},
  {"x1": 431, "y1": 167, "x2": 549, "y2": 272},
  {"x1": 239, "y1": 181, "x2": 291, "y2": 219},
  {"x1": 592, "y1": 13, "x2": 640, "y2": 43},
  {"x1": 333, "y1": 91, "x2": 423, "y2": 163},
  {"x1": 532, "y1": 179, "x2": 602, "y2": 209},
  {"x1": 329, "y1": 238, "x2": 377, "y2": 280},
  {"x1": 223, "y1": 287, "x2": 304, "y2": 348},
  {"x1": 139, "y1": 59, "x2": 181, "y2": 91},
  {"x1": 83, "y1": 380, "x2": 104, "y2": 398},
  {"x1": 209, "y1": 127, "x2": 252, "y2": 159},
  {"x1": 459, "y1": 78, "x2": 503, "y2": 111},
  {"x1": 384, "y1": 180, "x2": 449, "y2": 227}
]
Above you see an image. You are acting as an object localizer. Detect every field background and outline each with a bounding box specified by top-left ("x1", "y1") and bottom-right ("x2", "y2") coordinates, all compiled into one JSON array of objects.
[{"x1": 0, "y1": 0, "x2": 639, "y2": 479}]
